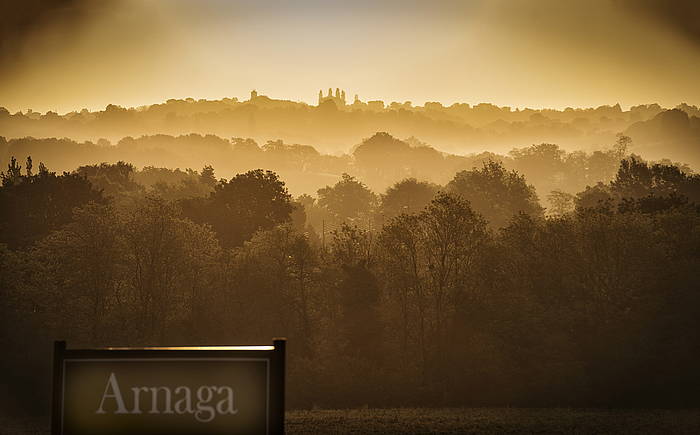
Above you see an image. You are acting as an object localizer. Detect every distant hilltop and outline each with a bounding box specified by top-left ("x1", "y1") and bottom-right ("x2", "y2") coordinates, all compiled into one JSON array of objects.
[
  {"x1": 5, "y1": 89, "x2": 700, "y2": 119},
  {"x1": 244, "y1": 88, "x2": 700, "y2": 115},
  {"x1": 247, "y1": 88, "x2": 389, "y2": 111},
  {"x1": 315, "y1": 88, "x2": 386, "y2": 112},
  {"x1": 1, "y1": 92, "x2": 699, "y2": 167},
  {"x1": 241, "y1": 89, "x2": 699, "y2": 115}
]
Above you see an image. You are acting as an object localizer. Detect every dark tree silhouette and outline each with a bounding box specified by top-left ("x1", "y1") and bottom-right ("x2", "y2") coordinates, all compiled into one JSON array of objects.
[
  {"x1": 447, "y1": 160, "x2": 543, "y2": 228},
  {"x1": 317, "y1": 173, "x2": 377, "y2": 222},
  {"x1": 0, "y1": 158, "x2": 105, "y2": 248},
  {"x1": 183, "y1": 169, "x2": 293, "y2": 247},
  {"x1": 381, "y1": 178, "x2": 439, "y2": 219}
]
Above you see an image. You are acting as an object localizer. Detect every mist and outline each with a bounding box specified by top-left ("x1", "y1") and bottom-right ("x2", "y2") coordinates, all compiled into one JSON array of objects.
[
  {"x1": 2, "y1": 2, "x2": 700, "y2": 434},
  {"x1": 2, "y1": 1, "x2": 699, "y2": 113}
]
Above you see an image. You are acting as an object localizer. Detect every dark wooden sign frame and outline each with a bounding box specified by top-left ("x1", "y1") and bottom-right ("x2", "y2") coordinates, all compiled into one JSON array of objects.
[{"x1": 51, "y1": 339, "x2": 286, "y2": 435}]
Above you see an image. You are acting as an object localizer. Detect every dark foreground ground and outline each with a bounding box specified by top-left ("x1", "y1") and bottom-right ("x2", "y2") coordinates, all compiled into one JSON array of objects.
[
  {"x1": 286, "y1": 408, "x2": 700, "y2": 434},
  {"x1": 4, "y1": 408, "x2": 700, "y2": 434}
]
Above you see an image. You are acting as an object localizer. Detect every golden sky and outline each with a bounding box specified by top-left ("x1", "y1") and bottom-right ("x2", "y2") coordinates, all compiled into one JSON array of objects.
[{"x1": 1, "y1": 0, "x2": 699, "y2": 113}]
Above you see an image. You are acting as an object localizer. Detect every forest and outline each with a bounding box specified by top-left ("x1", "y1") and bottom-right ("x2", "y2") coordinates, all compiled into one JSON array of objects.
[
  {"x1": 1, "y1": 130, "x2": 699, "y2": 423},
  {"x1": 2, "y1": 95, "x2": 699, "y2": 166},
  {"x1": 3, "y1": 0, "x2": 700, "y2": 432}
]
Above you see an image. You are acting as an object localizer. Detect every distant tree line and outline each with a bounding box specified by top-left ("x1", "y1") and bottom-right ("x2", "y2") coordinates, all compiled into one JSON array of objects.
[
  {"x1": 1, "y1": 132, "x2": 654, "y2": 212},
  {"x1": 2, "y1": 97, "x2": 698, "y2": 162},
  {"x1": 0, "y1": 153, "x2": 699, "y2": 420}
]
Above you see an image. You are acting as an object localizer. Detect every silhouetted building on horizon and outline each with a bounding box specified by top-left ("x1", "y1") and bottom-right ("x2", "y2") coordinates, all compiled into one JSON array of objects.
[{"x1": 318, "y1": 88, "x2": 346, "y2": 107}]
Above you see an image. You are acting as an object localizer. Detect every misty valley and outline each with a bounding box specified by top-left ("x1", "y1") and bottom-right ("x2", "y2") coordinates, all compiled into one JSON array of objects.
[
  {"x1": 1, "y1": 118, "x2": 698, "y2": 420},
  {"x1": 2, "y1": 0, "x2": 700, "y2": 432}
]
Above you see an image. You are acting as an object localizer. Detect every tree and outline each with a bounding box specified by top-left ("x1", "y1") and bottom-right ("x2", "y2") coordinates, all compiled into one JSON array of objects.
[
  {"x1": 576, "y1": 157, "x2": 700, "y2": 213},
  {"x1": 227, "y1": 224, "x2": 318, "y2": 355},
  {"x1": 1, "y1": 156, "x2": 23, "y2": 186},
  {"x1": 447, "y1": 160, "x2": 543, "y2": 228},
  {"x1": 575, "y1": 182, "x2": 613, "y2": 211},
  {"x1": 33, "y1": 202, "x2": 123, "y2": 342},
  {"x1": 75, "y1": 161, "x2": 143, "y2": 200},
  {"x1": 329, "y1": 224, "x2": 381, "y2": 357},
  {"x1": 379, "y1": 193, "x2": 489, "y2": 393},
  {"x1": 317, "y1": 173, "x2": 377, "y2": 222},
  {"x1": 509, "y1": 143, "x2": 566, "y2": 179},
  {"x1": 381, "y1": 178, "x2": 439, "y2": 220},
  {"x1": 353, "y1": 132, "x2": 446, "y2": 189},
  {"x1": 547, "y1": 190, "x2": 576, "y2": 217},
  {"x1": 200, "y1": 165, "x2": 217, "y2": 188},
  {"x1": 611, "y1": 156, "x2": 655, "y2": 199},
  {"x1": 183, "y1": 169, "x2": 293, "y2": 247},
  {"x1": 123, "y1": 195, "x2": 220, "y2": 342},
  {"x1": 0, "y1": 159, "x2": 105, "y2": 249},
  {"x1": 614, "y1": 134, "x2": 632, "y2": 159}
]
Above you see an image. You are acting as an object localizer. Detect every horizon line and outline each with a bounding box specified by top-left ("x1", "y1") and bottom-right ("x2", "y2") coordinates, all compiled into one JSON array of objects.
[{"x1": 3, "y1": 91, "x2": 698, "y2": 117}]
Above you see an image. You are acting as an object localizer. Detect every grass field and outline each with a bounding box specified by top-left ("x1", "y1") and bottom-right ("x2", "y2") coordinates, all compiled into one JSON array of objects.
[
  {"x1": 285, "y1": 408, "x2": 700, "y2": 434},
  {"x1": 4, "y1": 408, "x2": 699, "y2": 434}
]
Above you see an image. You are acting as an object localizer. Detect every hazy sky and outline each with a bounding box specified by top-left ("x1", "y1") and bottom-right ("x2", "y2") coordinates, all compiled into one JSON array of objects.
[{"x1": 1, "y1": 0, "x2": 699, "y2": 113}]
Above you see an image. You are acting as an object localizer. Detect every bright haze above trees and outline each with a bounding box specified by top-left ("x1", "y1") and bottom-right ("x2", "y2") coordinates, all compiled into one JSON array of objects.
[
  {"x1": 1, "y1": 1, "x2": 699, "y2": 113},
  {"x1": 1, "y1": 95, "x2": 699, "y2": 165},
  {"x1": 3, "y1": 128, "x2": 694, "y2": 219}
]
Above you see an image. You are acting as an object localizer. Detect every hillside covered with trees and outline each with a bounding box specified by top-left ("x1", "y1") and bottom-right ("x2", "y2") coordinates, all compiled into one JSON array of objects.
[
  {"x1": 2, "y1": 95, "x2": 699, "y2": 166},
  {"x1": 2, "y1": 148, "x2": 699, "y2": 421}
]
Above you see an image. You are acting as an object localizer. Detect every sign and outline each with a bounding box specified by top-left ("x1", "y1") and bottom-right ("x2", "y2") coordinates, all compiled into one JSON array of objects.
[{"x1": 51, "y1": 340, "x2": 285, "y2": 435}]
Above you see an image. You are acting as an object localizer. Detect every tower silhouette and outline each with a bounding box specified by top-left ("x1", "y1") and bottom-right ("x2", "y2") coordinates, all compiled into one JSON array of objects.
[{"x1": 318, "y1": 87, "x2": 348, "y2": 107}]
